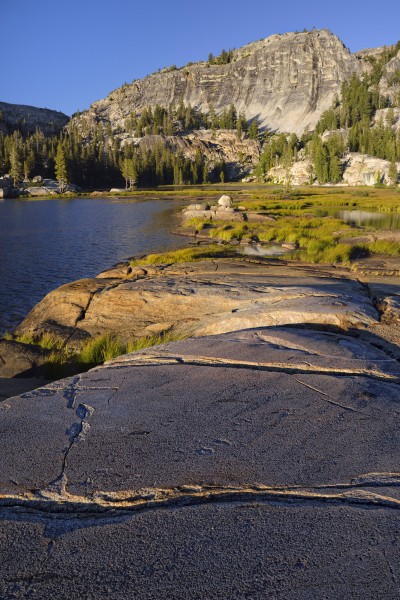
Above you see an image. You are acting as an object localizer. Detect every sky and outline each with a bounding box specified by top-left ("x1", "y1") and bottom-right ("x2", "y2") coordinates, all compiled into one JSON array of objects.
[{"x1": 2, "y1": 0, "x2": 400, "y2": 116}]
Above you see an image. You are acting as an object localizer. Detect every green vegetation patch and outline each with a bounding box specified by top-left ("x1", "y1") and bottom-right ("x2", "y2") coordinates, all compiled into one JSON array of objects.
[
  {"x1": 131, "y1": 244, "x2": 235, "y2": 266},
  {"x1": 2, "y1": 331, "x2": 189, "y2": 380},
  {"x1": 181, "y1": 186, "x2": 400, "y2": 265}
]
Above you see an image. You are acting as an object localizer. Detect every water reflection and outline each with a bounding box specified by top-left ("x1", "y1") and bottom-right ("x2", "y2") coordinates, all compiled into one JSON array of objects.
[{"x1": 316, "y1": 208, "x2": 400, "y2": 229}]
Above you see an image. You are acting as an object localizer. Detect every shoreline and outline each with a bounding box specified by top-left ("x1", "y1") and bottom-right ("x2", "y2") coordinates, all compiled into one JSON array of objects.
[{"x1": 1, "y1": 185, "x2": 400, "y2": 399}]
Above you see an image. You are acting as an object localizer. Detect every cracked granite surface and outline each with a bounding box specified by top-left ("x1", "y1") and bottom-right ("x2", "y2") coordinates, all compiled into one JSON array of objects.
[{"x1": 1, "y1": 324, "x2": 400, "y2": 598}]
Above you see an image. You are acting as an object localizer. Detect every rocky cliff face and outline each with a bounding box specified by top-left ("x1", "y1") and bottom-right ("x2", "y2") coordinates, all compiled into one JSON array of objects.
[
  {"x1": 71, "y1": 29, "x2": 364, "y2": 136},
  {"x1": 0, "y1": 101, "x2": 69, "y2": 136},
  {"x1": 129, "y1": 130, "x2": 260, "y2": 178},
  {"x1": 379, "y1": 50, "x2": 400, "y2": 104}
]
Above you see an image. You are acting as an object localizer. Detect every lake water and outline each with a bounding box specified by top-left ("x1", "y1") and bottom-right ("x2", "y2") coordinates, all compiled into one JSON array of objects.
[
  {"x1": 316, "y1": 209, "x2": 400, "y2": 229},
  {"x1": 0, "y1": 196, "x2": 189, "y2": 334}
]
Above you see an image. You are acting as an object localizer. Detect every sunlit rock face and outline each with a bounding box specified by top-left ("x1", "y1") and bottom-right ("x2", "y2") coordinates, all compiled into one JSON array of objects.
[{"x1": 71, "y1": 29, "x2": 363, "y2": 136}]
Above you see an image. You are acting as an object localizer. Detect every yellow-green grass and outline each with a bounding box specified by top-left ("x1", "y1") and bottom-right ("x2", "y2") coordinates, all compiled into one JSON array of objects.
[
  {"x1": 131, "y1": 245, "x2": 234, "y2": 266},
  {"x1": 8, "y1": 331, "x2": 189, "y2": 380},
  {"x1": 364, "y1": 240, "x2": 400, "y2": 256},
  {"x1": 76, "y1": 332, "x2": 186, "y2": 365},
  {"x1": 180, "y1": 185, "x2": 400, "y2": 265},
  {"x1": 208, "y1": 224, "x2": 249, "y2": 241},
  {"x1": 3, "y1": 332, "x2": 64, "y2": 350}
]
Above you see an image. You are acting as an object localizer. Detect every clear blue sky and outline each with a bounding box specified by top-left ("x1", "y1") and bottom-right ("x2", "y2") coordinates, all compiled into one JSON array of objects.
[{"x1": 3, "y1": 0, "x2": 400, "y2": 116}]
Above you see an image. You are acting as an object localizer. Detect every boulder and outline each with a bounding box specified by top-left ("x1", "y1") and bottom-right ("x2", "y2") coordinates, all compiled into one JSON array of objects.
[
  {"x1": 342, "y1": 153, "x2": 399, "y2": 186},
  {"x1": 25, "y1": 186, "x2": 58, "y2": 196},
  {"x1": 15, "y1": 261, "x2": 379, "y2": 343},
  {"x1": 185, "y1": 203, "x2": 209, "y2": 211},
  {"x1": 217, "y1": 194, "x2": 233, "y2": 207},
  {"x1": 0, "y1": 339, "x2": 50, "y2": 377}
]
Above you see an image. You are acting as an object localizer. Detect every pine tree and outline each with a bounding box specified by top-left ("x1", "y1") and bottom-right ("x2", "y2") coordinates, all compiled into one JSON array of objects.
[
  {"x1": 388, "y1": 160, "x2": 399, "y2": 185},
  {"x1": 10, "y1": 146, "x2": 23, "y2": 185},
  {"x1": 248, "y1": 120, "x2": 259, "y2": 140},
  {"x1": 55, "y1": 144, "x2": 68, "y2": 191}
]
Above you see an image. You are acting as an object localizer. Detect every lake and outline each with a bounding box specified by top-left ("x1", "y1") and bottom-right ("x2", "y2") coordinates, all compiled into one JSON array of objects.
[
  {"x1": 0, "y1": 196, "x2": 189, "y2": 334},
  {"x1": 316, "y1": 208, "x2": 400, "y2": 229}
]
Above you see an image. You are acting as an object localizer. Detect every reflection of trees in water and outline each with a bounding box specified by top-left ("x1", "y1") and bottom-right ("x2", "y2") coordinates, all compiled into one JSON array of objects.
[
  {"x1": 338, "y1": 210, "x2": 400, "y2": 229},
  {"x1": 316, "y1": 208, "x2": 400, "y2": 230},
  {"x1": 137, "y1": 201, "x2": 189, "y2": 254}
]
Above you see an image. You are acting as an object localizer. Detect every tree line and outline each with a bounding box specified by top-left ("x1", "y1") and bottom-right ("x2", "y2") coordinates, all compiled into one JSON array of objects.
[
  {"x1": 257, "y1": 67, "x2": 400, "y2": 185},
  {"x1": 0, "y1": 101, "x2": 259, "y2": 188},
  {"x1": 123, "y1": 101, "x2": 258, "y2": 139}
]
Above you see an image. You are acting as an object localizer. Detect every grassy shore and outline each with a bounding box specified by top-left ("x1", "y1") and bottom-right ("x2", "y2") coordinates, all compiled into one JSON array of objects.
[
  {"x1": 179, "y1": 185, "x2": 400, "y2": 265},
  {"x1": 4, "y1": 183, "x2": 399, "y2": 379},
  {"x1": 4, "y1": 331, "x2": 188, "y2": 379}
]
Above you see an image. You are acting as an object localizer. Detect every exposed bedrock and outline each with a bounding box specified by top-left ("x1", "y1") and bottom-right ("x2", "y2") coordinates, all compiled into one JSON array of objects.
[
  {"x1": 71, "y1": 29, "x2": 364, "y2": 136},
  {"x1": 14, "y1": 260, "x2": 381, "y2": 345},
  {"x1": 1, "y1": 326, "x2": 400, "y2": 597}
]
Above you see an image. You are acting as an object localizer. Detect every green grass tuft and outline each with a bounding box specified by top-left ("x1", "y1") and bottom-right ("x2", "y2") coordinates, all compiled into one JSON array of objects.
[
  {"x1": 364, "y1": 240, "x2": 400, "y2": 256},
  {"x1": 131, "y1": 245, "x2": 234, "y2": 266}
]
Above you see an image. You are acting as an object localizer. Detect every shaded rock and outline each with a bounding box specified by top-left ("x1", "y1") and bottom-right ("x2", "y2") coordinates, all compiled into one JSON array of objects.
[
  {"x1": 129, "y1": 267, "x2": 147, "y2": 277},
  {"x1": 186, "y1": 203, "x2": 209, "y2": 211},
  {"x1": 1, "y1": 327, "x2": 400, "y2": 597},
  {"x1": 24, "y1": 186, "x2": 58, "y2": 196},
  {"x1": 0, "y1": 339, "x2": 50, "y2": 377},
  {"x1": 0, "y1": 377, "x2": 52, "y2": 402}
]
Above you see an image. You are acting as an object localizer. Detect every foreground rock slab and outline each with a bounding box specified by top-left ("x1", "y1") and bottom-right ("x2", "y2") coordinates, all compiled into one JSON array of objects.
[{"x1": 1, "y1": 327, "x2": 400, "y2": 598}]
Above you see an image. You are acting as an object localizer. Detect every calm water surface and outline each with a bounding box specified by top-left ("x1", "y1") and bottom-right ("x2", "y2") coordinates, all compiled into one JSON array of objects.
[
  {"x1": 0, "y1": 196, "x2": 189, "y2": 333},
  {"x1": 316, "y1": 208, "x2": 400, "y2": 229}
]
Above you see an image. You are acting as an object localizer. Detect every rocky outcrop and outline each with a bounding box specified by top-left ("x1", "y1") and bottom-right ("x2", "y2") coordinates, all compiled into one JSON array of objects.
[
  {"x1": 1, "y1": 323, "x2": 400, "y2": 597},
  {"x1": 0, "y1": 101, "x2": 69, "y2": 136},
  {"x1": 0, "y1": 339, "x2": 50, "y2": 377},
  {"x1": 70, "y1": 30, "x2": 364, "y2": 136},
  {"x1": 23, "y1": 179, "x2": 79, "y2": 196},
  {"x1": 128, "y1": 130, "x2": 260, "y2": 178},
  {"x1": 267, "y1": 152, "x2": 400, "y2": 186},
  {"x1": 379, "y1": 49, "x2": 400, "y2": 105},
  {"x1": 268, "y1": 158, "x2": 313, "y2": 185},
  {"x1": 342, "y1": 153, "x2": 399, "y2": 186},
  {"x1": 14, "y1": 260, "x2": 381, "y2": 344}
]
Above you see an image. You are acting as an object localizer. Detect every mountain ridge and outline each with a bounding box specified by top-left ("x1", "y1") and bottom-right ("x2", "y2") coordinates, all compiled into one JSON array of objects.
[
  {"x1": 0, "y1": 101, "x2": 69, "y2": 136},
  {"x1": 73, "y1": 29, "x2": 363, "y2": 136}
]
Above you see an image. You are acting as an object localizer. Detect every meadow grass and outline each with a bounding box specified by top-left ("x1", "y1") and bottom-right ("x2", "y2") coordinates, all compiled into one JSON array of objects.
[
  {"x1": 4, "y1": 332, "x2": 64, "y2": 350},
  {"x1": 208, "y1": 224, "x2": 249, "y2": 241},
  {"x1": 364, "y1": 240, "x2": 400, "y2": 256},
  {"x1": 181, "y1": 185, "x2": 400, "y2": 265},
  {"x1": 131, "y1": 245, "x2": 234, "y2": 266},
  {"x1": 2, "y1": 327, "x2": 188, "y2": 378}
]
